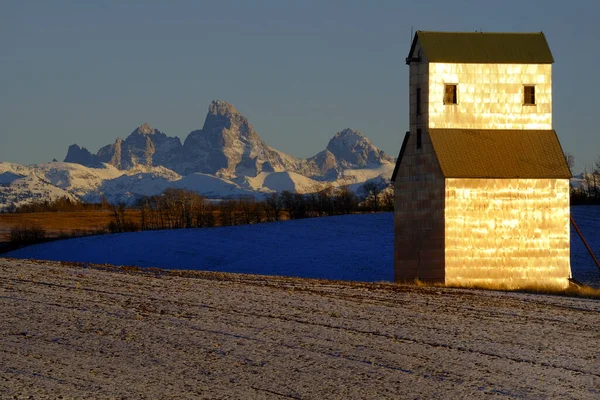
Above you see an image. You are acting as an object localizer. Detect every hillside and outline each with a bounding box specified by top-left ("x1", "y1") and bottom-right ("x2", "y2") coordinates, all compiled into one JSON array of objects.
[{"x1": 1, "y1": 258, "x2": 598, "y2": 398}]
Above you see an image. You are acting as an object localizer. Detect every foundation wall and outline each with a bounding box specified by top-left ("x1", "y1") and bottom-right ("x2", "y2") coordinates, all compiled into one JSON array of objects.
[{"x1": 444, "y1": 178, "x2": 571, "y2": 289}]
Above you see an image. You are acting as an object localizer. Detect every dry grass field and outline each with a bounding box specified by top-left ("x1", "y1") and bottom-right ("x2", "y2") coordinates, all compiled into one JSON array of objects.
[
  {"x1": 1, "y1": 258, "x2": 599, "y2": 399},
  {"x1": 0, "y1": 210, "x2": 142, "y2": 241}
]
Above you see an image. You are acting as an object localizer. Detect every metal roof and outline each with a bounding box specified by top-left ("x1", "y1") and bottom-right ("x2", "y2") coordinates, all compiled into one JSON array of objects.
[
  {"x1": 429, "y1": 129, "x2": 571, "y2": 179},
  {"x1": 407, "y1": 31, "x2": 554, "y2": 64}
]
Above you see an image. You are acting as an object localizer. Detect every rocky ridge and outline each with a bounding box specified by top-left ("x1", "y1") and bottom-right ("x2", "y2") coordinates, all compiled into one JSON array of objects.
[
  {"x1": 0, "y1": 101, "x2": 395, "y2": 209},
  {"x1": 66, "y1": 123, "x2": 183, "y2": 170},
  {"x1": 64, "y1": 100, "x2": 394, "y2": 181},
  {"x1": 178, "y1": 100, "x2": 304, "y2": 177}
]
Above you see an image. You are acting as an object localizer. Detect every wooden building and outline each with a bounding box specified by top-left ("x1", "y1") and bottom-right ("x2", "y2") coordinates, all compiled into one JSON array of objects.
[{"x1": 391, "y1": 31, "x2": 572, "y2": 289}]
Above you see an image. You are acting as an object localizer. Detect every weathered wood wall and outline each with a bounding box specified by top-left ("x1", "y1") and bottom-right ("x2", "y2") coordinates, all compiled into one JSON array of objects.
[{"x1": 444, "y1": 178, "x2": 571, "y2": 289}]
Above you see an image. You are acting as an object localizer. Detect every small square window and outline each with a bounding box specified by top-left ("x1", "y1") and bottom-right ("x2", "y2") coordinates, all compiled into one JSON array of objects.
[
  {"x1": 444, "y1": 84, "x2": 457, "y2": 104},
  {"x1": 524, "y1": 85, "x2": 535, "y2": 105},
  {"x1": 416, "y1": 128, "x2": 422, "y2": 150}
]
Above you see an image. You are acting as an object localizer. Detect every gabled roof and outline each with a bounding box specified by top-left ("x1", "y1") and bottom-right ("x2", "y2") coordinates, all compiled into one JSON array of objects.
[
  {"x1": 428, "y1": 129, "x2": 571, "y2": 179},
  {"x1": 407, "y1": 31, "x2": 554, "y2": 64}
]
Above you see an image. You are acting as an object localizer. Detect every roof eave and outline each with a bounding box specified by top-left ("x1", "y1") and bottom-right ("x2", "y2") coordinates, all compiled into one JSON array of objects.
[
  {"x1": 391, "y1": 132, "x2": 411, "y2": 182},
  {"x1": 539, "y1": 31, "x2": 555, "y2": 64},
  {"x1": 410, "y1": 30, "x2": 555, "y2": 64},
  {"x1": 405, "y1": 31, "x2": 421, "y2": 65},
  {"x1": 428, "y1": 129, "x2": 572, "y2": 179},
  {"x1": 444, "y1": 175, "x2": 572, "y2": 179}
]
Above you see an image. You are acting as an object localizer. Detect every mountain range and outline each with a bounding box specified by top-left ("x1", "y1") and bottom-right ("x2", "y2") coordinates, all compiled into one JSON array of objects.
[{"x1": 0, "y1": 100, "x2": 395, "y2": 211}]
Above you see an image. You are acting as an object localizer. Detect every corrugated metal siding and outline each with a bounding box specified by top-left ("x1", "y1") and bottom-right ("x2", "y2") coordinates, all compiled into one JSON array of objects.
[
  {"x1": 429, "y1": 129, "x2": 571, "y2": 179},
  {"x1": 444, "y1": 178, "x2": 571, "y2": 289},
  {"x1": 427, "y1": 63, "x2": 552, "y2": 131},
  {"x1": 410, "y1": 31, "x2": 554, "y2": 64}
]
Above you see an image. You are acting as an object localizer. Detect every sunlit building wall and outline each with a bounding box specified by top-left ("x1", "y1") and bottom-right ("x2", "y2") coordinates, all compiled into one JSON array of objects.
[
  {"x1": 444, "y1": 178, "x2": 570, "y2": 288},
  {"x1": 393, "y1": 31, "x2": 571, "y2": 289},
  {"x1": 428, "y1": 63, "x2": 552, "y2": 130}
]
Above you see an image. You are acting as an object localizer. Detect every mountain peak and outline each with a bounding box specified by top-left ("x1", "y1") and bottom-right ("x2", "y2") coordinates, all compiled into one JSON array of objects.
[
  {"x1": 208, "y1": 100, "x2": 239, "y2": 116},
  {"x1": 135, "y1": 123, "x2": 156, "y2": 135},
  {"x1": 324, "y1": 128, "x2": 391, "y2": 168},
  {"x1": 335, "y1": 128, "x2": 366, "y2": 138},
  {"x1": 64, "y1": 144, "x2": 99, "y2": 166},
  {"x1": 327, "y1": 128, "x2": 372, "y2": 152}
]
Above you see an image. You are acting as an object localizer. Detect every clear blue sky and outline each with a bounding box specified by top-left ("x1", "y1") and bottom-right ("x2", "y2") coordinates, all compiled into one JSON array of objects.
[{"x1": 1, "y1": 0, "x2": 598, "y2": 173}]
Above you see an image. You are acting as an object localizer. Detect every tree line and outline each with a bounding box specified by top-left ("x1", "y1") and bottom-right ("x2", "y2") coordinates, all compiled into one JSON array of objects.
[
  {"x1": 108, "y1": 181, "x2": 394, "y2": 232},
  {"x1": 568, "y1": 153, "x2": 600, "y2": 204},
  {"x1": 7, "y1": 197, "x2": 112, "y2": 213}
]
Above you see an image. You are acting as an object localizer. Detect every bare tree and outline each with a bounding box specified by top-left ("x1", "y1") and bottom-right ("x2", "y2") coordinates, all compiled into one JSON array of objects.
[
  {"x1": 219, "y1": 200, "x2": 237, "y2": 226},
  {"x1": 316, "y1": 185, "x2": 334, "y2": 216},
  {"x1": 195, "y1": 200, "x2": 215, "y2": 228},
  {"x1": 280, "y1": 191, "x2": 295, "y2": 219},
  {"x1": 239, "y1": 198, "x2": 261, "y2": 225},
  {"x1": 108, "y1": 202, "x2": 131, "y2": 232},
  {"x1": 381, "y1": 183, "x2": 394, "y2": 211},
  {"x1": 293, "y1": 193, "x2": 307, "y2": 219},
  {"x1": 359, "y1": 180, "x2": 386, "y2": 211},
  {"x1": 265, "y1": 192, "x2": 283, "y2": 221},
  {"x1": 335, "y1": 185, "x2": 358, "y2": 214},
  {"x1": 565, "y1": 152, "x2": 575, "y2": 172}
]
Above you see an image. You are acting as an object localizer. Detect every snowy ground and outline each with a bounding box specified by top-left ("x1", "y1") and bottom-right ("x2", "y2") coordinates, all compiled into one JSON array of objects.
[
  {"x1": 570, "y1": 206, "x2": 600, "y2": 287},
  {"x1": 6, "y1": 213, "x2": 394, "y2": 283},
  {"x1": 7, "y1": 208, "x2": 600, "y2": 287},
  {"x1": 1, "y1": 259, "x2": 598, "y2": 398}
]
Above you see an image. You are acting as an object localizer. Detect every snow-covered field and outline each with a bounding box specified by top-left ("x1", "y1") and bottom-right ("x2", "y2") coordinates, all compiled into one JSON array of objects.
[
  {"x1": 3, "y1": 208, "x2": 600, "y2": 397},
  {"x1": 570, "y1": 206, "x2": 600, "y2": 286},
  {"x1": 6, "y1": 213, "x2": 393, "y2": 282},
  {"x1": 7, "y1": 207, "x2": 600, "y2": 287},
  {"x1": 1, "y1": 259, "x2": 598, "y2": 398}
]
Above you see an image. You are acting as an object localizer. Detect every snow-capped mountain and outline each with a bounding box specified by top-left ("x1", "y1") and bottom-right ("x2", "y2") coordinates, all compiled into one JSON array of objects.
[
  {"x1": 321, "y1": 128, "x2": 395, "y2": 169},
  {"x1": 63, "y1": 145, "x2": 98, "y2": 167},
  {"x1": 1, "y1": 100, "x2": 396, "y2": 210},
  {"x1": 63, "y1": 100, "x2": 394, "y2": 181},
  {"x1": 178, "y1": 100, "x2": 308, "y2": 178},
  {"x1": 65, "y1": 123, "x2": 183, "y2": 170},
  {"x1": 0, "y1": 163, "x2": 79, "y2": 211},
  {"x1": 305, "y1": 128, "x2": 395, "y2": 178}
]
